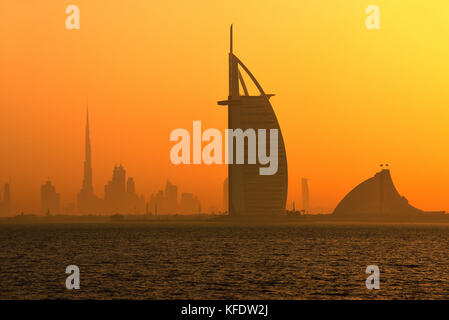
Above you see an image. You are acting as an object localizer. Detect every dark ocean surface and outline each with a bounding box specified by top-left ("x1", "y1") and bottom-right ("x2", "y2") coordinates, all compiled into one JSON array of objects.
[{"x1": 1, "y1": 222, "x2": 449, "y2": 299}]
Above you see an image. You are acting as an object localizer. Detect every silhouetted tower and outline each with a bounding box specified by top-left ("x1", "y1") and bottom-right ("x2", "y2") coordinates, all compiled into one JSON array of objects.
[
  {"x1": 104, "y1": 165, "x2": 127, "y2": 212},
  {"x1": 41, "y1": 180, "x2": 60, "y2": 215},
  {"x1": 77, "y1": 107, "x2": 102, "y2": 214},
  {"x1": 301, "y1": 178, "x2": 310, "y2": 213},
  {"x1": 82, "y1": 108, "x2": 93, "y2": 194},
  {"x1": 77, "y1": 109, "x2": 102, "y2": 213},
  {"x1": 223, "y1": 177, "x2": 229, "y2": 212},
  {"x1": 218, "y1": 25, "x2": 288, "y2": 217},
  {"x1": 127, "y1": 177, "x2": 136, "y2": 194},
  {"x1": 164, "y1": 180, "x2": 178, "y2": 213},
  {"x1": 104, "y1": 165, "x2": 126, "y2": 196}
]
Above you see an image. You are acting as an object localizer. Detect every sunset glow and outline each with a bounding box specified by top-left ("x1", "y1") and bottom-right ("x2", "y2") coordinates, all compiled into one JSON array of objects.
[{"x1": 1, "y1": 1, "x2": 449, "y2": 214}]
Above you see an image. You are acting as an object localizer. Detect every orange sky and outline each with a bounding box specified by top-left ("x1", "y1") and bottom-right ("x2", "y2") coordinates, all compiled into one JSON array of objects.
[{"x1": 1, "y1": 1, "x2": 449, "y2": 214}]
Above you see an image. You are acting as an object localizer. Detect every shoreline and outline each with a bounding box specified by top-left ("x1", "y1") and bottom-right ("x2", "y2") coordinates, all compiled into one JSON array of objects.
[{"x1": 2, "y1": 213, "x2": 449, "y2": 225}]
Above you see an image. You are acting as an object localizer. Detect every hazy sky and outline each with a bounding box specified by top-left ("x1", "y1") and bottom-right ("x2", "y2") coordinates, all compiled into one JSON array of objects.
[{"x1": 1, "y1": 1, "x2": 449, "y2": 214}]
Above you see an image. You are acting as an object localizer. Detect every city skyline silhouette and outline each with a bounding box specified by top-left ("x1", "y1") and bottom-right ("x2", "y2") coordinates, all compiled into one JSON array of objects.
[
  {"x1": 1, "y1": 29, "x2": 445, "y2": 220},
  {"x1": 0, "y1": 108, "x2": 206, "y2": 216},
  {"x1": 2, "y1": 1, "x2": 449, "y2": 304},
  {"x1": 1, "y1": 2, "x2": 449, "y2": 215}
]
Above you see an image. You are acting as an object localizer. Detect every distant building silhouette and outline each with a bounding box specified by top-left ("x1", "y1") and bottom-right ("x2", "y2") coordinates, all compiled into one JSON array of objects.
[
  {"x1": 149, "y1": 180, "x2": 201, "y2": 214},
  {"x1": 333, "y1": 167, "x2": 438, "y2": 219},
  {"x1": 41, "y1": 180, "x2": 60, "y2": 215},
  {"x1": 164, "y1": 180, "x2": 178, "y2": 213},
  {"x1": 180, "y1": 192, "x2": 201, "y2": 214},
  {"x1": 223, "y1": 177, "x2": 228, "y2": 212},
  {"x1": 218, "y1": 26, "x2": 288, "y2": 217},
  {"x1": 0, "y1": 183, "x2": 11, "y2": 216},
  {"x1": 77, "y1": 108, "x2": 102, "y2": 214},
  {"x1": 104, "y1": 164, "x2": 126, "y2": 212},
  {"x1": 149, "y1": 180, "x2": 178, "y2": 214},
  {"x1": 301, "y1": 178, "x2": 310, "y2": 213},
  {"x1": 149, "y1": 190, "x2": 164, "y2": 214},
  {"x1": 104, "y1": 165, "x2": 146, "y2": 214}
]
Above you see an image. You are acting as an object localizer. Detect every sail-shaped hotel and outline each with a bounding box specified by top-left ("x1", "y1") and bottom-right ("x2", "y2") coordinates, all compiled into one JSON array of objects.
[{"x1": 218, "y1": 26, "x2": 288, "y2": 217}]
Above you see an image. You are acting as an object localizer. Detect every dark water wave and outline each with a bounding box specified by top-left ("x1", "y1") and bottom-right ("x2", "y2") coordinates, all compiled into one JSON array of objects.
[{"x1": 1, "y1": 223, "x2": 449, "y2": 299}]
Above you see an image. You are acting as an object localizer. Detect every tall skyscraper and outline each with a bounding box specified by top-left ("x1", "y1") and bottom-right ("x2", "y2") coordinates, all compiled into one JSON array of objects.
[
  {"x1": 223, "y1": 177, "x2": 228, "y2": 212},
  {"x1": 164, "y1": 180, "x2": 178, "y2": 213},
  {"x1": 77, "y1": 107, "x2": 101, "y2": 214},
  {"x1": 104, "y1": 165, "x2": 145, "y2": 214},
  {"x1": 301, "y1": 178, "x2": 310, "y2": 213},
  {"x1": 127, "y1": 177, "x2": 135, "y2": 194},
  {"x1": 83, "y1": 108, "x2": 93, "y2": 194},
  {"x1": 41, "y1": 180, "x2": 60, "y2": 215},
  {"x1": 218, "y1": 26, "x2": 288, "y2": 217},
  {"x1": 125, "y1": 177, "x2": 146, "y2": 214},
  {"x1": 104, "y1": 165, "x2": 126, "y2": 212}
]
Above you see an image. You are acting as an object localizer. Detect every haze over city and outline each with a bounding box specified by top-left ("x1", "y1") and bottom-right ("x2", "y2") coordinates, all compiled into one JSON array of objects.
[
  {"x1": 4, "y1": 1, "x2": 449, "y2": 305},
  {"x1": 1, "y1": 1, "x2": 449, "y2": 214}
]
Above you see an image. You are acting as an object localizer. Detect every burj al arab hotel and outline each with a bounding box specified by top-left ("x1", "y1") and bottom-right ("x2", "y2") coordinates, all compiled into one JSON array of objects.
[{"x1": 218, "y1": 26, "x2": 288, "y2": 217}]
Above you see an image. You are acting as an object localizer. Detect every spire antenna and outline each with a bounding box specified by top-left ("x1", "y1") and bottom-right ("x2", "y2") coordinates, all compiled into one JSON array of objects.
[
  {"x1": 86, "y1": 98, "x2": 89, "y2": 124},
  {"x1": 230, "y1": 24, "x2": 233, "y2": 53}
]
